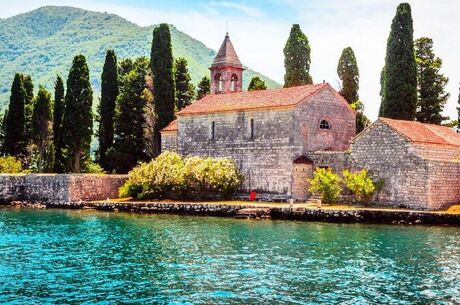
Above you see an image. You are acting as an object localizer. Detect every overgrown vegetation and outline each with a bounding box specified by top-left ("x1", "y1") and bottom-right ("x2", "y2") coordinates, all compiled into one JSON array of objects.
[
  {"x1": 309, "y1": 168, "x2": 380, "y2": 204},
  {"x1": 119, "y1": 152, "x2": 243, "y2": 200},
  {"x1": 0, "y1": 156, "x2": 25, "y2": 173},
  {"x1": 309, "y1": 168, "x2": 342, "y2": 203}
]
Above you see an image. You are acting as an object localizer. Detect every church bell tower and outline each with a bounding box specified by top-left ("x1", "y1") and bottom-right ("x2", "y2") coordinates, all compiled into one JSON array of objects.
[{"x1": 210, "y1": 33, "x2": 245, "y2": 94}]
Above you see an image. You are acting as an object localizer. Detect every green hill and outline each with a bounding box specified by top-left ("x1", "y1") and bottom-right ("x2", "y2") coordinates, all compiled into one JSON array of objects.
[{"x1": 0, "y1": 6, "x2": 280, "y2": 109}]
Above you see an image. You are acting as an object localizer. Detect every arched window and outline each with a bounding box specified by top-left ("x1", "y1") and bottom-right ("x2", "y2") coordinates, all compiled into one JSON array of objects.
[
  {"x1": 214, "y1": 74, "x2": 223, "y2": 93},
  {"x1": 250, "y1": 118, "x2": 254, "y2": 140},
  {"x1": 231, "y1": 74, "x2": 238, "y2": 92},
  {"x1": 319, "y1": 120, "x2": 331, "y2": 130},
  {"x1": 211, "y1": 121, "x2": 215, "y2": 140}
]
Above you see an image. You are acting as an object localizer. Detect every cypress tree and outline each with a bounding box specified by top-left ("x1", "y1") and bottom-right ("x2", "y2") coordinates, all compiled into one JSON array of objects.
[
  {"x1": 197, "y1": 76, "x2": 211, "y2": 99},
  {"x1": 3, "y1": 74, "x2": 27, "y2": 157},
  {"x1": 108, "y1": 68, "x2": 147, "y2": 173},
  {"x1": 380, "y1": 3, "x2": 417, "y2": 120},
  {"x1": 31, "y1": 86, "x2": 53, "y2": 172},
  {"x1": 0, "y1": 110, "x2": 7, "y2": 151},
  {"x1": 174, "y1": 57, "x2": 195, "y2": 111},
  {"x1": 283, "y1": 24, "x2": 313, "y2": 88},
  {"x1": 53, "y1": 75, "x2": 65, "y2": 172},
  {"x1": 337, "y1": 47, "x2": 359, "y2": 104},
  {"x1": 97, "y1": 50, "x2": 119, "y2": 171},
  {"x1": 414, "y1": 37, "x2": 449, "y2": 124},
  {"x1": 151, "y1": 24, "x2": 175, "y2": 156},
  {"x1": 248, "y1": 76, "x2": 267, "y2": 91},
  {"x1": 378, "y1": 66, "x2": 385, "y2": 117},
  {"x1": 61, "y1": 55, "x2": 93, "y2": 173},
  {"x1": 22, "y1": 74, "x2": 34, "y2": 145}
]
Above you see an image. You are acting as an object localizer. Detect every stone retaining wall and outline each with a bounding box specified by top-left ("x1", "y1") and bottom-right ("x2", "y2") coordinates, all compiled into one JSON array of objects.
[{"x1": 0, "y1": 174, "x2": 128, "y2": 203}]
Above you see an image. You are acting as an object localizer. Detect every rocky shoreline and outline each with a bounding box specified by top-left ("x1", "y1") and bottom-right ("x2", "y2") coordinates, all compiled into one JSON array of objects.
[{"x1": 1, "y1": 200, "x2": 459, "y2": 226}]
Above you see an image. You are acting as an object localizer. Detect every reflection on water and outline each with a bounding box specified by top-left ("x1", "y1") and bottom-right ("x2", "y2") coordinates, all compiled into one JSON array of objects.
[{"x1": 0, "y1": 208, "x2": 459, "y2": 304}]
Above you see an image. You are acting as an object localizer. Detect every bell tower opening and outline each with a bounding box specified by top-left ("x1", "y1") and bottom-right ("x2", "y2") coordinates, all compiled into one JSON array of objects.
[{"x1": 210, "y1": 33, "x2": 245, "y2": 94}]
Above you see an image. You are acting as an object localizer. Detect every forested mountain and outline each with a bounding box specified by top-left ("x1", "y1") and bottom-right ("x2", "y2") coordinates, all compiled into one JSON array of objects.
[{"x1": 0, "y1": 6, "x2": 279, "y2": 109}]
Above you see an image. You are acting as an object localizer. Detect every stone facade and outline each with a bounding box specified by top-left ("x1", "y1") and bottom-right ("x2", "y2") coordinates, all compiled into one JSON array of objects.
[
  {"x1": 0, "y1": 174, "x2": 127, "y2": 203},
  {"x1": 174, "y1": 87, "x2": 355, "y2": 196},
  {"x1": 161, "y1": 131, "x2": 177, "y2": 152}
]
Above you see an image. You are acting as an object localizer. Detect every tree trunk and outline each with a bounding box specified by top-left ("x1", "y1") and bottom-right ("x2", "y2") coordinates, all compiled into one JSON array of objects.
[{"x1": 73, "y1": 148, "x2": 80, "y2": 173}]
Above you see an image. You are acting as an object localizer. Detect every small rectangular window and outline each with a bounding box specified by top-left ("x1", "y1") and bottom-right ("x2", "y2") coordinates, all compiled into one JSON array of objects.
[{"x1": 211, "y1": 121, "x2": 215, "y2": 141}]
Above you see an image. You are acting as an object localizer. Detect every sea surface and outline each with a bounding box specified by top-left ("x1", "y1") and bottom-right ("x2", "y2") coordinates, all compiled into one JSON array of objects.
[{"x1": 0, "y1": 208, "x2": 459, "y2": 305}]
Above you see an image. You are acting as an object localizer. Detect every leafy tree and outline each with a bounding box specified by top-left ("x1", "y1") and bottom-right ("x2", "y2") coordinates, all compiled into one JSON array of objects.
[
  {"x1": 309, "y1": 168, "x2": 341, "y2": 203},
  {"x1": 415, "y1": 37, "x2": 449, "y2": 124},
  {"x1": 337, "y1": 47, "x2": 359, "y2": 104},
  {"x1": 151, "y1": 24, "x2": 175, "y2": 156},
  {"x1": 283, "y1": 24, "x2": 312, "y2": 88},
  {"x1": 108, "y1": 68, "x2": 147, "y2": 173},
  {"x1": 60, "y1": 55, "x2": 93, "y2": 173},
  {"x1": 174, "y1": 57, "x2": 195, "y2": 110},
  {"x1": 197, "y1": 76, "x2": 210, "y2": 99},
  {"x1": 53, "y1": 75, "x2": 65, "y2": 172},
  {"x1": 3, "y1": 74, "x2": 27, "y2": 158},
  {"x1": 22, "y1": 74, "x2": 34, "y2": 145},
  {"x1": 380, "y1": 3, "x2": 417, "y2": 120},
  {"x1": 97, "y1": 49, "x2": 119, "y2": 171},
  {"x1": 248, "y1": 76, "x2": 267, "y2": 91},
  {"x1": 342, "y1": 169, "x2": 376, "y2": 203},
  {"x1": 31, "y1": 86, "x2": 53, "y2": 172}
]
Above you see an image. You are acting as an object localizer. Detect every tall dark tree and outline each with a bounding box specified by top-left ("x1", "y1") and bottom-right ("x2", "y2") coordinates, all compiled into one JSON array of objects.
[
  {"x1": 248, "y1": 76, "x2": 267, "y2": 91},
  {"x1": 31, "y1": 86, "x2": 53, "y2": 172},
  {"x1": 97, "y1": 50, "x2": 119, "y2": 171},
  {"x1": 415, "y1": 37, "x2": 449, "y2": 124},
  {"x1": 53, "y1": 75, "x2": 65, "y2": 172},
  {"x1": 0, "y1": 110, "x2": 7, "y2": 151},
  {"x1": 151, "y1": 23, "x2": 175, "y2": 156},
  {"x1": 378, "y1": 67, "x2": 385, "y2": 117},
  {"x1": 3, "y1": 74, "x2": 27, "y2": 157},
  {"x1": 108, "y1": 68, "x2": 147, "y2": 173},
  {"x1": 174, "y1": 57, "x2": 195, "y2": 111},
  {"x1": 60, "y1": 55, "x2": 93, "y2": 173},
  {"x1": 197, "y1": 76, "x2": 211, "y2": 99},
  {"x1": 337, "y1": 47, "x2": 359, "y2": 104},
  {"x1": 380, "y1": 3, "x2": 417, "y2": 120},
  {"x1": 22, "y1": 75, "x2": 34, "y2": 145},
  {"x1": 283, "y1": 24, "x2": 312, "y2": 88}
]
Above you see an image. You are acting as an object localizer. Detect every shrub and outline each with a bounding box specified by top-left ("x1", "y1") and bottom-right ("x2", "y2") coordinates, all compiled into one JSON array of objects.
[
  {"x1": 183, "y1": 156, "x2": 243, "y2": 200},
  {"x1": 119, "y1": 152, "x2": 243, "y2": 200},
  {"x1": 0, "y1": 156, "x2": 24, "y2": 173},
  {"x1": 83, "y1": 160, "x2": 105, "y2": 174},
  {"x1": 342, "y1": 169, "x2": 375, "y2": 203},
  {"x1": 309, "y1": 168, "x2": 342, "y2": 203}
]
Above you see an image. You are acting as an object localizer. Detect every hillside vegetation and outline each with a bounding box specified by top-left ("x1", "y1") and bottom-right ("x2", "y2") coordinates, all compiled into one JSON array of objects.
[{"x1": 0, "y1": 6, "x2": 279, "y2": 109}]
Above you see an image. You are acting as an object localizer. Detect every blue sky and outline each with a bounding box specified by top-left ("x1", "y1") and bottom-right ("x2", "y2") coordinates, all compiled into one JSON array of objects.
[{"x1": 2, "y1": 0, "x2": 460, "y2": 121}]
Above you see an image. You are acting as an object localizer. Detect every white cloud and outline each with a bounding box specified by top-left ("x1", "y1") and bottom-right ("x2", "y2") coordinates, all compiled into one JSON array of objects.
[{"x1": 1, "y1": 0, "x2": 459, "y2": 121}]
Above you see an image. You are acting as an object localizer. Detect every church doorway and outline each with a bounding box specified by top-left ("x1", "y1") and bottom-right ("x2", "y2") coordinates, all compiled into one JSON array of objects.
[{"x1": 292, "y1": 156, "x2": 313, "y2": 201}]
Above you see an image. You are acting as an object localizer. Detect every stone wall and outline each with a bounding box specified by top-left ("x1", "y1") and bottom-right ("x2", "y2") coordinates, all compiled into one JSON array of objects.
[
  {"x1": 177, "y1": 108, "x2": 301, "y2": 194},
  {"x1": 349, "y1": 121, "x2": 430, "y2": 209},
  {"x1": 294, "y1": 87, "x2": 356, "y2": 152},
  {"x1": 0, "y1": 174, "x2": 127, "y2": 203},
  {"x1": 161, "y1": 131, "x2": 177, "y2": 152},
  {"x1": 427, "y1": 160, "x2": 460, "y2": 209}
]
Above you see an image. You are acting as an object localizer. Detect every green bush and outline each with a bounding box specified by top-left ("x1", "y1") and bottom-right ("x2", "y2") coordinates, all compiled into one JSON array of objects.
[
  {"x1": 342, "y1": 169, "x2": 376, "y2": 203},
  {"x1": 83, "y1": 160, "x2": 105, "y2": 174},
  {"x1": 0, "y1": 156, "x2": 24, "y2": 173},
  {"x1": 309, "y1": 168, "x2": 342, "y2": 203},
  {"x1": 119, "y1": 152, "x2": 243, "y2": 200}
]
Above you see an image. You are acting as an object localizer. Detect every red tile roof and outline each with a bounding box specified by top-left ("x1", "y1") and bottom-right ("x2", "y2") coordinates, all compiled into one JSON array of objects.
[
  {"x1": 380, "y1": 118, "x2": 460, "y2": 147},
  {"x1": 161, "y1": 119, "x2": 177, "y2": 132},
  {"x1": 177, "y1": 83, "x2": 345, "y2": 116}
]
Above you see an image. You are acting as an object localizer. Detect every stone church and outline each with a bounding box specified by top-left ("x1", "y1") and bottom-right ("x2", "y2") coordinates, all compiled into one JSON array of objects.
[{"x1": 161, "y1": 33, "x2": 460, "y2": 210}]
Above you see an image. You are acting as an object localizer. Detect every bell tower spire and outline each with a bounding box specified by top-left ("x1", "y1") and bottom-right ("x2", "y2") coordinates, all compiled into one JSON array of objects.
[{"x1": 210, "y1": 32, "x2": 244, "y2": 94}]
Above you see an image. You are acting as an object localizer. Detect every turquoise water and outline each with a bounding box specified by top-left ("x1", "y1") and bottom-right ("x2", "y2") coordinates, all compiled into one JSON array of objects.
[{"x1": 0, "y1": 209, "x2": 459, "y2": 305}]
